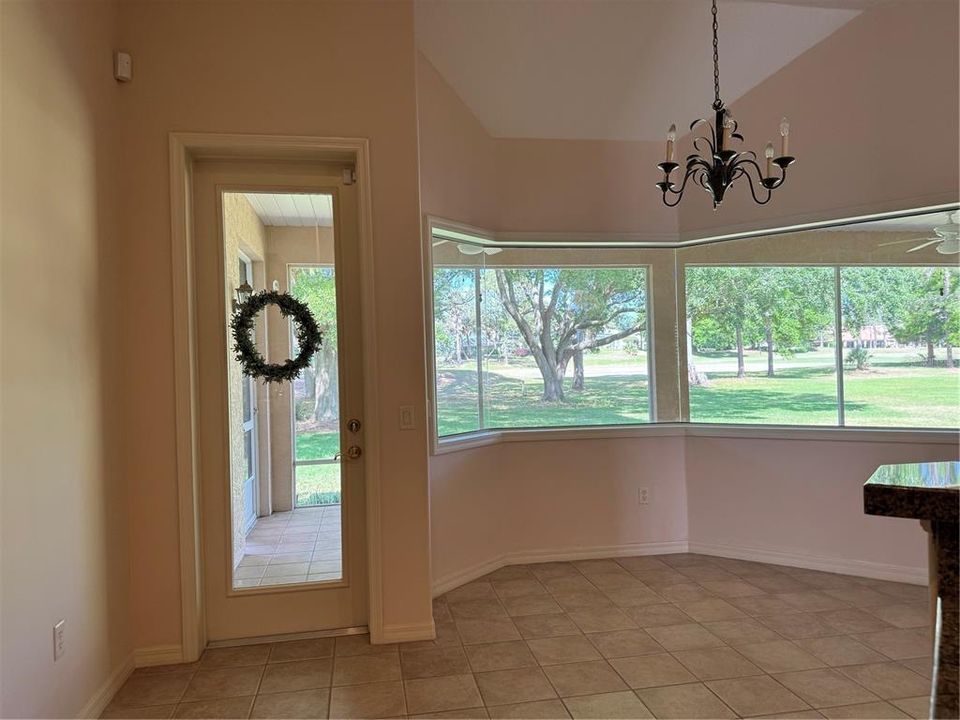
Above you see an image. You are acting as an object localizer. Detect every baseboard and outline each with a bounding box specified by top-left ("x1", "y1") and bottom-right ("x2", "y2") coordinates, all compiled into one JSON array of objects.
[
  {"x1": 134, "y1": 644, "x2": 185, "y2": 667},
  {"x1": 77, "y1": 653, "x2": 135, "y2": 718},
  {"x1": 379, "y1": 620, "x2": 437, "y2": 644},
  {"x1": 432, "y1": 541, "x2": 689, "y2": 596},
  {"x1": 688, "y1": 541, "x2": 927, "y2": 585}
]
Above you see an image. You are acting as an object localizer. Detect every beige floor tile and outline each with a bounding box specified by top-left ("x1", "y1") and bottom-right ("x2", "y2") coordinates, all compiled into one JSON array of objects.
[
  {"x1": 602, "y1": 585, "x2": 664, "y2": 608},
  {"x1": 758, "y1": 612, "x2": 839, "y2": 639},
  {"x1": 553, "y1": 591, "x2": 614, "y2": 613},
  {"x1": 795, "y1": 636, "x2": 888, "y2": 667},
  {"x1": 527, "y1": 635, "x2": 602, "y2": 665},
  {"x1": 837, "y1": 663, "x2": 930, "y2": 699},
  {"x1": 585, "y1": 572, "x2": 645, "y2": 591},
  {"x1": 574, "y1": 559, "x2": 624, "y2": 575},
  {"x1": 562, "y1": 691, "x2": 654, "y2": 719},
  {"x1": 700, "y1": 580, "x2": 766, "y2": 598},
  {"x1": 234, "y1": 565, "x2": 268, "y2": 579},
  {"x1": 823, "y1": 587, "x2": 897, "y2": 608},
  {"x1": 747, "y1": 575, "x2": 813, "y2": 594},
  {"x1": 543, "y1": 660, "x2": 628, "y2": 697},
  {"x1": 609, "y1": 653, "x2": 697, "y2": 689},
  {"x1": 853, "y1": 628, "x2": 931, "y2": 660},
  {"x1": 637, "y1": 681, "x2": 737, "y2": 718},
  {"x1": 500, "y1": 594, "x2": 564, "y2": 618},
  {"x1": 250, "y1": 688, "x2": 329, "y2": 719},
  {"x1": 401, "y1": 646, "x2": 471, "y2": 679},
  {"x1": 528, "y1": 562, "x2": 580, "y2": 580},
  {"x1": 737, "y1": 640, "x2": 826, "y2": 673},
  {"x1": 486, "y1": 699, "x2": 570, "y2": 719},
  {"x1": 465, "y1": 641, "x2": 537, "y2": 672},
  {"x1": 475, "y1": 667, "x2": 558, "y2": 707},
  {"x1": 271, "y1": 552, "x2": 314, "y2": 565},
  {"x1": 492, "y1": 579, "x2": 548, "y2": 599},
  {"x1": 899, "y1": 656, "x2": 932, "y2": 679},
  {"x1": 334, "y1": 634, "x2": 398, "y2": 657},
  {"x1": 819, "y1": 701, "x2": 910, "y2": 718},
  {"x1": 182, "y1": 666, "x2": 263, "y2": 701},
  {"x1": 679, "y1": 566, "x2": 741, "y2": 583},
  {"x1": 868, "y1": 604, "x2": 930, "y2": 629},
  {"x1": 624, "y1": 604, "x2": 692, "y2": 628},
  {"x1": 585, "y1": 629, "x2": 663, "y2": 659},
  {"x1": 485, "y1": 566, "x2": 536, "y2": 582},
  {"x1": 774, "y1": 668, "x2": 880, "y2": 708},
  {"x1": 656, "y1": 583, "x2": 717, "y2": 604},
  {"x1": 542, "y1": 576, "x2": 598, "y2": 595},
  {"x1": 101, "y1": 704, "x2": 176, "y2": 718},
  {"x1": 456, "y1": 617, "x2": 522, "y2": 645},
  {"x1": 269, "y1": 638, "x2": 334, "y2": 663},
  {"x1": 263, "y1": 562, "x2": 311, "y2": 578},
  {"x1": 776, "y1": 592, "x2": 851, "y2": 612},
  {"x1": 631, "y1": 569, "x2": 691, "y2": 587},
  {"x1": 513, "y1": 614, "x2": 581, "y2": 640},
  {"x1": 672, "y1": 646, "x2": 764, "y2": 680},
  {"x1": 110, "y1": 673, "x2": 193, "y2": 708},
  {"x1": 890, "y1": 695, "x2": 930, "y2": 719},
  {"x1": 173, "y1": 696, "x2": 254, "y2": 718},
  {"x1": 412, "y1": 708, "x2": 489, "y2": 719},
  {"x1": 644, "y1": 623, "x2": 726, "y2": 651},
  {"x1": 404, "y1": 673, "x2": 483, "y2": 715},
  {"x1": 702, "y1": 618, "x2": 783, "y2": 645},
  {"x1": 567, "y1": 607, "x2": 637, "y2": 633},
  {"x1": 616, "y1": 556, "x2": 670, "y2": 573},
  {"x1": 451, "y1": 599, "x2": 510, "y2": 620},
  {"x1": 332, "y1": 652, "x2": 401, "y2": 686},
  {"x1": 328, "y1": 680, "x2": 406, "y2": 718},
  {"x1": 130, "y1": 663, "x2": 201, "y2": 677},
  {"x1": 729, "y1": 594, "x2": 798, "y2": 617},
  {"x1": 676, "y1": 598, "x2": 748, "y2": 622},
  {"x1": 817, "y1": 608, "x2": 894, "y2": 634},
  {"x1": 706, "y1": 675, "x2": 810, "y2": 716},
  {"x1": 199, "y1": 644, "x2": 270, "y2": 669},
  {"x1": 259, "y1": 658, "x2": 332, "y2": 693}
]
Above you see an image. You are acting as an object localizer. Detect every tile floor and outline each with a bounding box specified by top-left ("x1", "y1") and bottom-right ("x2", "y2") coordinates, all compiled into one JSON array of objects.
[
  {"x1": 235, "y1": 506, "x2": 342, "y2": 588},
  {"x1": 103, "y1": 553, "x2": 934, "y2": 719}
]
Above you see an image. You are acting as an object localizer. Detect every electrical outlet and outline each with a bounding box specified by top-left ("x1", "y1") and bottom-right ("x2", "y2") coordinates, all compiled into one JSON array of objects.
[
  {"x1": 54, "y1": 620, "x2": 66, "y2": 661},
  {"x1": 399, "y1": 405, "x2": 415, "y2": 430},
  {"x1": 638, "y1": 487, "x2": 650, "y2": 505}
]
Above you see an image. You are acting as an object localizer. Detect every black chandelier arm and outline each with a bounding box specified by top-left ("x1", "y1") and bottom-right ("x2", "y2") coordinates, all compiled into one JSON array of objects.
[
  {"x1": 734, "y1": 162, "x2": 774, "y2": 206},
  {"x1": 659, "y1": 166, "x2": 702, "y2": 207}
]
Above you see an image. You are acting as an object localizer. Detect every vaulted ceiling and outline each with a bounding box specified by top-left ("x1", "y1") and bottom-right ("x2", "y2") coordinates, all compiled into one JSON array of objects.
[{"x1": 415, "y1": 0, "x2": 875, "y2": 141}]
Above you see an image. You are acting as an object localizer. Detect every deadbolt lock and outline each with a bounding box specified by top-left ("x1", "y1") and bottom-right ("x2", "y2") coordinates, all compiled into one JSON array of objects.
[
  {"x1": 345, "y1": 445, "x2": 362, "y2": 459},
  {"x1": 347, "y1": 418, "x2": 362, "y2": 433}
]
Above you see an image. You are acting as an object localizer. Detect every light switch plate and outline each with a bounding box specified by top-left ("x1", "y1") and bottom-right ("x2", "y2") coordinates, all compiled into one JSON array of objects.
[
  {"x1": 399, "y1": 405, "x2": 415, "y2": 430},
  {"x1": 54, "y1": 620, "x2": 66, "y2": 661}
]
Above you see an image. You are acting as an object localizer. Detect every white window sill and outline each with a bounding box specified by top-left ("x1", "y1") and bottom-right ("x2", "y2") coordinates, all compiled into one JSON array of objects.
[{"x1": 433, "y1": 423, "x2": 960, "y2": 455}]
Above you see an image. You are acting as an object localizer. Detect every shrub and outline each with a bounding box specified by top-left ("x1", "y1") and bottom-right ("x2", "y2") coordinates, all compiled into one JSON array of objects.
[{"x1": 845, "y1": 346, "x2": 873, "y2": 370}]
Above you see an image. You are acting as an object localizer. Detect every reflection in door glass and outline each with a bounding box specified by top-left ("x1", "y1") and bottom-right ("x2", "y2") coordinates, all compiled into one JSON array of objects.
[{"x1": 222, "y1": 191, "x2": 343, "y2": 589}]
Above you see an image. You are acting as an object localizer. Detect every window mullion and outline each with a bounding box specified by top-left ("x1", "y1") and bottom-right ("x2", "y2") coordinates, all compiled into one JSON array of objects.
[{"x1": 834, "y1": 265, "x2": 846, "y2": 427}]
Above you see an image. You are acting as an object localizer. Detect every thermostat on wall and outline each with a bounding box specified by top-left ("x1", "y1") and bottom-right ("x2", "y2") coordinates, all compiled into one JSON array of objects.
[{"x1": 114, "y1": 51, "x2": 132, "y2": 82}]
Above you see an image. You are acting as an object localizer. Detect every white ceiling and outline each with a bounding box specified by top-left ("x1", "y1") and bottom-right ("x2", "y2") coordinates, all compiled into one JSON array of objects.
[
  {"x1": 243, "y1": 192, "x2": 333, "y2": 227},
  {"x1": 415, "y1": 0, "x2": 866, "y2": 141}
]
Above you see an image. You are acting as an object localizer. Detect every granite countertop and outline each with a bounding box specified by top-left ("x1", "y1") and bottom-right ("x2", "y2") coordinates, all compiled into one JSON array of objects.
[{"x1": 864, "y1": 461, "x2": 960, "y2": 523}]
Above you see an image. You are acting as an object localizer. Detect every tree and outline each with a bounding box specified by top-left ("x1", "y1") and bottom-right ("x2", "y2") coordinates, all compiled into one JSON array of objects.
[
  {"x1": 290, "y1": 266, "x2": 339, "y2": 422},
  {"x1": 686, "y1": 266, "x2": 759, "y2": 379},
  {"x1": 432, "y1": 268, "x2": 477, "y2": 364},
  {"x1": 492, "y1": 268, "x2": 646, "y2": 401},
  {"x1": 889, "y1": 267, "x2": 959, "y2": 367}
]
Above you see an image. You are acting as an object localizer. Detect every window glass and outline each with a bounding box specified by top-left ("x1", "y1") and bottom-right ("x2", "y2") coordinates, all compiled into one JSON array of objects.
[{"x1": 433, "y1": 265, "x2": 482, "y2": 436}]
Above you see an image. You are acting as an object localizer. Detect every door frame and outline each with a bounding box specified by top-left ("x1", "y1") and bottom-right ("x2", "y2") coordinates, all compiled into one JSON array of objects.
[{"x1": 169, "y1": 133, "x2": 383, "y2": 661}]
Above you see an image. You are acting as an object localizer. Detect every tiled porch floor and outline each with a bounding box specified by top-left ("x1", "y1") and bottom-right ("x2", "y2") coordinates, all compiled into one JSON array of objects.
[
  {"x1": 104, "y1": 553, "x2": 933, "y2": 719},
  {"x1": 235, "y1": 506, "x2": 342, "y2": 587}
]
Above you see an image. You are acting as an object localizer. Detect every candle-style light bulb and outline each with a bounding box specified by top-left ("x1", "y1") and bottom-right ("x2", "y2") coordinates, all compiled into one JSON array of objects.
[
  {"x1": 665, "y1": 124, "x2": 677, "y2": 163},
  {"x1": 722, "y1": 112, "x2": 735, "y2": 150},
  {"x1": 779, "y1": 117, "x2": 790, "y2": 156},
  {"x1": 765, "y1": 142, "x2": 775, "y2": 177}
]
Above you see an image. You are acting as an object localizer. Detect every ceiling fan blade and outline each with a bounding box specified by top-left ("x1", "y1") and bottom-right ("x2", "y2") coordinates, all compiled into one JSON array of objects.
[
  {"x1": 878, "y1": 237, "x2": 932, "y2": 247},
  {"x1": 483, "y1": 247, "x2": 503, "y2": 255},
  {"x1": 905, "y1": 240, "x2": 942, "y2": 253},
  {"x1": 432, "y1": 239, "x2": 448, "y2": 247}
]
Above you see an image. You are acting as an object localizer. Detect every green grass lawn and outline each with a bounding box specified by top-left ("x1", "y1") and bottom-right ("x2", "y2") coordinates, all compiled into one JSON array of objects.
[{"x1": 295, "y1": 463, "x2": 340, "y2": 507}]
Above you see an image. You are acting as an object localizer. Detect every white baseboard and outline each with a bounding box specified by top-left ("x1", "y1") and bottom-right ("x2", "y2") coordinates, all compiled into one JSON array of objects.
[
  {"x1": 134, "y1": 644, "x2": 185, "y2": 667},
  {"x1": 432, "y1": 541, "x2": 689, "y2": 596},
  {"x1": 379, "y1": 620, "x2": 437, "y2": 644},
  {"x1": 77, "y1": 654, "x2": 135, "y2": 719},
  {"x1": 688, "y1": 541, "x2": 927, "y2": 585}
]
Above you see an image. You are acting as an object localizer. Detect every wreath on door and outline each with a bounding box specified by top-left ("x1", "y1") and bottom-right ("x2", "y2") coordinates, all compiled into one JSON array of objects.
[{"x1": 231, "y1": 290, "x2": 322, "y2": 383}]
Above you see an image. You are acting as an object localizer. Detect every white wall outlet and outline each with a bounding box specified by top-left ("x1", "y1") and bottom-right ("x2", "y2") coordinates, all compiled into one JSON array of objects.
[
  {"x1": 638, "y1": 487, "x2": 650, "y2": 505},
  {"x1": 53, "y1": 620, "x2": 66, "y2": 661},
  {"x1": 399, "y1": 405, "x2": 415, "y2": 430}
]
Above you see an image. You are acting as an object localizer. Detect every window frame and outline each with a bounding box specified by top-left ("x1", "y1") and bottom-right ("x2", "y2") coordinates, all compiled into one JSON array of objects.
[{"x1": 423, "y1": 209, "x2": 960, "y2": 454}]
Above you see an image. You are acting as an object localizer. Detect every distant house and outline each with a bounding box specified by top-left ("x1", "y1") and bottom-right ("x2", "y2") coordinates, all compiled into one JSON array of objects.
[{"x1": 841, "y1": 324, "x2": 897, "y2": 348}]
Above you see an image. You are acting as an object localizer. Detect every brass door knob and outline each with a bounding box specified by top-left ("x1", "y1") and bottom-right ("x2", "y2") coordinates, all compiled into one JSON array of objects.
[
  {"x1": 345, "y1": 445, "x2": 362, "y2": 460},
  {"x1": 347, "y1": 419, "x2": 362, "y2": 433}
]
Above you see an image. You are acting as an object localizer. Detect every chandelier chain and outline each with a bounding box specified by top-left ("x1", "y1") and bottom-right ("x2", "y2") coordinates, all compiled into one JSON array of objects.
[{"x1": 712, "y1": 0, "x2": 721, "y2": 110}]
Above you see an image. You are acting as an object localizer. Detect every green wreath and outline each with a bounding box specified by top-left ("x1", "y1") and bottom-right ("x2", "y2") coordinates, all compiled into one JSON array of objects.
[{"x1": 231, "y1": 290, "x2": 322, "y2": 383}]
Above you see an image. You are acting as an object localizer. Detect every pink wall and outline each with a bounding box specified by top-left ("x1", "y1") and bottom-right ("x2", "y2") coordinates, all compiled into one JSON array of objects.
[
  {"x1": 686, "y1": 436, "x2": 959, "y2": 579},
  {"x1": 677, "y1": 1, "x2": 960, "y2": 239},
  {"x1": 118, "y1": 0, "x2": 432, "y2": 650},
  {"x1": 431, "y1": 436, "x2": 688, "y2": 590}
]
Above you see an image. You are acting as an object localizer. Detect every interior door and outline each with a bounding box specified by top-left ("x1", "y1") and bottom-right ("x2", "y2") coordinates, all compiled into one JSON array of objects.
[{"x1": 193, "y1": 158, "x2": 368, "y2": 641}]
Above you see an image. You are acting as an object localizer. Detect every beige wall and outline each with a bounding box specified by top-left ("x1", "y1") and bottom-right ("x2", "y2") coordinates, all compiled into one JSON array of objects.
[
  {"x1": 222, "y1": 193, "x2": 267, "y2": 567},
  {"x1": 0, "y1": 1, "x2": 131, "y2": 717},
  {"x1": 118, "y1": 0, "x2": 432, "y2": 651}
]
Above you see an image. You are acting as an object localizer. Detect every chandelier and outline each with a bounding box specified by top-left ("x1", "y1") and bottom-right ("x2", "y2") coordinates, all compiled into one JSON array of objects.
[{"x1": 657, "y1": 0, "x2": 795, "y2": 209}]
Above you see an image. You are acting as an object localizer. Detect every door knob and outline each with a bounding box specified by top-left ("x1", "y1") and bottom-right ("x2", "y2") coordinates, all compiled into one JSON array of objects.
[
  {"x1": 347, "y1": 418, "x2": 362, "y2": 433},
  {"x1": 345, "y1": 445, "x2": 362, "y2": 460}
]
